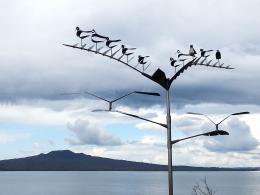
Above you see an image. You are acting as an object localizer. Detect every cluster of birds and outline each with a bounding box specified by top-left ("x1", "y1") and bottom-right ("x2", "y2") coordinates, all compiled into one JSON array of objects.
[
  {"x1": 75, "y1": 27, "x2": 151, "y2": 72},
  {"x1": 170, "y1": 45, "x2": 222, "y2": 72}
]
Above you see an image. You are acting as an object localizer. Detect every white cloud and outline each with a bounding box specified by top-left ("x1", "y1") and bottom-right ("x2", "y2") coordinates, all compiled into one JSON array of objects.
[
  {"x1": 0, "y1": 132, "x2": 28, "y2": 144},
  {"x1": 204, "y1": 118, "x2": 259, "y2": 152},
  {"x1": 0, "y1": 0, "x2": 260, "y2": 167},
  {"x1": 67, "y1": 119, "x2": 122, "y2": 146}
]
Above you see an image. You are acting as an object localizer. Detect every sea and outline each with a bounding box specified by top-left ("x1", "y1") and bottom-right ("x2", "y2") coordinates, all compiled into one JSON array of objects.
[{"x1": 0, "y1": 171, "x2": 259, "y2": 195}]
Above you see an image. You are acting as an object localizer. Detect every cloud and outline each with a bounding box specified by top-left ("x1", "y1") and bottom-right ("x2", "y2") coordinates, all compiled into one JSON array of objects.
[
  {"x1": 67, "y1": 119, "x2": 122, "y2": 146},
  {"x1": 204, "y1": 118, "x2": 259, "y2": 152},
  {"x1": 0, "y1": 132, "x2": 28, "y2": 144},
  {"x1": 0, "y1": 0, "x2": 260, "y2": 108}
]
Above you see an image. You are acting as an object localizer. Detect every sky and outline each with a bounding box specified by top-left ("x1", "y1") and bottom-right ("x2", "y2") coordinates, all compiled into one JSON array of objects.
[{"x1": 0, "y1": 0, "x2": 260, "y2": 167}]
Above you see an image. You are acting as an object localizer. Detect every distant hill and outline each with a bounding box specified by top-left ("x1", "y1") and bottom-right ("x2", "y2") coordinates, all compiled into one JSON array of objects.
[{"x1": 0, "y1": 150, "x2": 258, "y2": 171}]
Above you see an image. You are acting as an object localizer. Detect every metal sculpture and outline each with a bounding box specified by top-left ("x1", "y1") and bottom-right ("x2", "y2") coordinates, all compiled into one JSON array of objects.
[
  {"x1": 170, "y1": 57, "x2": 180, "y2": 73},
  {"x1": 189, "y1": 44, "x2": 197, "y2": 57},
  {"x1": 215, "y1": 50, "x2": 221, "y2": 65},
  {"x1": 90, "y1": 29, "x2": 108, "y2": 52},
  {"x1": 75, "y1": 27, "x2": 92, "y2": 47},
  {"x1": 187, "y1": 111, "x2": 250, "y2": 132},
  {"x1": 88, "y1": 91, "x2": 160, "y2": 111},
  {"x1": 61, "y1": 91, "x2": 160, "y2": 111},
  {"x1": 63, "y1": 28, "x2": 237, "y2": 195},
  {"x1": 105, "y1": 38, "x2": 121, "y2": 55},
  {"x1": 136, "y1": 55, "x2": 150, "y2": 72}
]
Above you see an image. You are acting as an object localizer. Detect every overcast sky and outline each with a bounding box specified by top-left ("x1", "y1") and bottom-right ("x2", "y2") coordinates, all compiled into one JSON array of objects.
[{"x1": 0, "y1": 0, "x2": 260, "y2": 167}]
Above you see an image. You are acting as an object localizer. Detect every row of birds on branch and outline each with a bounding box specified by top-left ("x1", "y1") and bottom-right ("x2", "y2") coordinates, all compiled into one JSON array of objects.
[
  {"x1": 75, "y1": 27, "x2": 151, "y2": 72},
  {"x1": 170, "y1": 45, "x2": 223, "y2": 72}
]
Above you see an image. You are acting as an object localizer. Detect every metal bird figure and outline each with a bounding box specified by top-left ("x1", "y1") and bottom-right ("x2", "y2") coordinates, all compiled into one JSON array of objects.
[
  {"x1": 105, "y1": 38, "x2": 121, "y2": 55},
  {"x1": 215, "y1": 50, "x2": 221, "y2": 65},
  {"x1": 176, "y1": 50, "x2": 190, "y2": 58},
  {"x1": 75, "y1": 26, "x2": 92, "y2": 46},
  {"x1": 90, "y1": 29, "x2": 108, "y2": 52},
  {"x1": 200, "y1": 49, "x2": 213, "y2": 57},
  {"x1": 170, "y1": 57, "x2": 180, "y2": 73},
  {"x1": 189, "y1": 44, "x2": 197, "y2": 57},
  {"x1": 121, "y1": 45, "x2": 136, "y2": 62},
  {"x1": 137, "y1": 55, "x2": 150, "y2": 72},
  {"x1": 138, "y1": 55, "x2": 149, "y2": 64}
]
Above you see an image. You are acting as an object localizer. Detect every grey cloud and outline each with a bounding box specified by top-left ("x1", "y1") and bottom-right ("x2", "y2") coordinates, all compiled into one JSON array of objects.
[
  {"x1": 67, "y1": 119, "x2": 122, "y2": 146},
  {"x1": 1, "y1": 0, "x2": 260, "y2": 109},
  {"x1": 204, "y1": 118, "x2": 259, "y2": 152}
]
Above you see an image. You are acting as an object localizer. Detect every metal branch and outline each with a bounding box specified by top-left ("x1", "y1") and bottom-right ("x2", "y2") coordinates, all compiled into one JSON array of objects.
[
  {"x1": 114, "y1": 110, "x2": 167, "y2": 128},
  {"x1": 63, "y1": 44, "x2": 143, "y2": 74}
]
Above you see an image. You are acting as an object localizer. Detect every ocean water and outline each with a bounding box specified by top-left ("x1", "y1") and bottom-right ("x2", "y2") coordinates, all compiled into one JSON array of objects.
[{"x1": 0, "y1": 171, "x2": 259, "y2": 195}]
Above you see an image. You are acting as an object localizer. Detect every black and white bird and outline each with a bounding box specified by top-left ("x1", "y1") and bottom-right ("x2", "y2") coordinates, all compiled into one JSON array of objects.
[
  {"x1": 170, "y1": 57, "x2": 180, "y2": 73},
  {"x1": 122, "y1": 45, "x2": 136, "y2": 55},
  {"x1": 90, "y1": 29, "x2": 108, "y2": 51},
  {"x1": 200, "y1": 49, "x2": 213, "y2": 57},
  {"x1": 176, "y1": 50, "x2": 190, "y2": 58},
  {"x1": 121, "y1": 45, "x2": 136, "y2": 62},
  {"x1": 75, "y1": 26, "x2": 92, "y2": 46},
  {"x1": 105, "y1": 38, "x2": 121, "y2": 54},
  {"x1": 138, "y1": 55, "x2": 149, "y2": 64},
  {"x1": 215, "y1": 50, "x2": 221, "y2": 64},
  {"x1": 137, "y1": 55, "x2": 150, "y2": 71},
  {"x1": 215, "y1": 50, "x2": 221, "y2": 59},
  {"x1": 189, "y1": 45, "x2": 197, "y2": 57}
]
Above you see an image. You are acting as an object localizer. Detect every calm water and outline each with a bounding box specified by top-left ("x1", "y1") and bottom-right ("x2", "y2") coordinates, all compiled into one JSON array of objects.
[{"x1": 0, "y1": 171, "x2": 259, "y2": 195}]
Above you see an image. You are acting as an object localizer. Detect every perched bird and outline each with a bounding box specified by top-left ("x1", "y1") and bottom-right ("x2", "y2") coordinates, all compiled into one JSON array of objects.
[
  {"x1": 138, "y1": 55, "x2": 149, "y2": 64},
  {"x1": 170, "y1": 57, "x2": 177, "y2": 66},
  {"x1": 90, "y1": 29, "x2": 108, "y2": 51},
  {"x1": 170, "y1": 57, "x2": 180, "y2": 73},
  {"x1": 122, "y1": 45, "x2": 136, "y2": 55},
  {"x1": 121, "y1": 45, "x2": 136, "y2": 62},
  {"x1": 200, "y1": 49, "x2": 213, "y2": 57},
  {"x1": 176, "y1": 50, "x2": 190, "y2": 58},
  {"x1": 215, "y1": 50, "x2": 221, "y2": 65},
  {"x1": 137, "y1": 55, "x2": 150, "y2": 72},
  {"x1": 75, "y1": 26, "x2": 92, "y2": 46},
  {"x1": 189, "y1": 45, "x2": 197, "y2": 57},
  {"x1": 215, "y1": 50, "x2": 221, "y2": 60},
  {"x1": 105, "y1": 38, "x2": 121, "y2": 55}
]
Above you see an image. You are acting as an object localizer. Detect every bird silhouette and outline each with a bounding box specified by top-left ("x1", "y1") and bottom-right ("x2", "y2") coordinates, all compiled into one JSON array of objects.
[
  {"x1": 105, "y1": 38, "x2": 121, "y2": 55},
  {"x1": 75, "y1": 26, "x2": 92, "y2": 46},
  {"x1": 189, "y1": 45, "x2": 197, "y2": 57},
  {"x1": 176, "y1": 50, "x2": 191, "y2": 58},
  {"x1": 138, "y1": 55, "x2": 149, "y2": 64},
  {"x1": 90, "y1": 29, "x2": 108, "y2": 51},
  {"x1": 200, "y1": 49, "x2": 213, "y2": 57},
  {"x1": 170, "y1": 57, "x2": 180, "y2": 73},
  {"x1": 137, "y1": 55, "x2": 150, "y2": 72},
  {"x1": 121, "y1": 45, "x2": 136, "y2": 62},
  {"x1": 215, "y1": 50, "x2": 221, "y2": 64}
]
